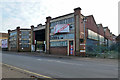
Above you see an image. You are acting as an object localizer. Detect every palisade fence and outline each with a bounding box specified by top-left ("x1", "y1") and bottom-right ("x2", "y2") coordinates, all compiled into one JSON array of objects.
[{"x1": 85, "y1": 42, "x2": 119, "y2": 59}]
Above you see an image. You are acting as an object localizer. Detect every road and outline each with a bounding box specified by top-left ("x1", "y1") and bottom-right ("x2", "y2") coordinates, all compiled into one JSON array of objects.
[{"x1": 2, "y1": 51, "x2": 118, "y2": 78}]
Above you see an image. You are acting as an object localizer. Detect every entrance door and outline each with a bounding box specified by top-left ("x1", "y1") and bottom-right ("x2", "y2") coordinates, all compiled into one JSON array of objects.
[
  {"x1": 36, "y1": 41, "x2": 45, "y2": 52},
  {"x1": 69, "y1": 41, "x2": 74, "y2": 56}
]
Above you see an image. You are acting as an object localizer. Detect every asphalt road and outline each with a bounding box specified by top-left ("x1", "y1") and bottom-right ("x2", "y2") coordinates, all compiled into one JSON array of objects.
[{"x1": 2, "y1": 51, "x2": 118, "y2": 78}]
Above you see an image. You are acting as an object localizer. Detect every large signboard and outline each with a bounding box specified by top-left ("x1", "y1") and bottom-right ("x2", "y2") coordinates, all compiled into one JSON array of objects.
[
  {"x1": 54, "y1": 24, "x2": 69, "y2": 34},
  {"x1": 2, "y1": 39, "x2": 8, "y2": 48}
]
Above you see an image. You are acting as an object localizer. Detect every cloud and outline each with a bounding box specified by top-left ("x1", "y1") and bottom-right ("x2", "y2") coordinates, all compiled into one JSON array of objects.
[
  {"x1": 1, "y1": 1, "x2": 47, "y2": 33},
  {"x1": 1, "y1": 0, "x2": 41, "y2": 2},
  {"x1": 0, "y1": 0, "x2": 119, "y2": 35},
  {"x1": 2, "y1": 17, "x2": 28, "y2": 31}
]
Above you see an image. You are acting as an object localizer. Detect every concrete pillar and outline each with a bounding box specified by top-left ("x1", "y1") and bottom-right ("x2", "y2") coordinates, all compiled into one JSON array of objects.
[
  {"x1": 45, "y1": 16, "x2": 51, "y2": 54},
  {"x1": 8, "y1": 30, "x2": 11, "y2": 51},
  {"x1": 16, "y1": 26, "x2": 20, "y2": 52},
  {"x1": 31, "y1": 25, "x2": 34, "y2": 52},
  {"x1": 31, "y1": 25, "x2": 34, "y2": 45},
  {"x1": 74, "y1": 7, "x2": 81, "y2": 56}
]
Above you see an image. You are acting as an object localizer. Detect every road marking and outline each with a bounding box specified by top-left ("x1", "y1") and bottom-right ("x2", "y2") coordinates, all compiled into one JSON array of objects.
[
  {"x1": 2, "y1": 63, "x2": 57, "y2": 80},
  {"x1": 54, "y1": 61, "x2": 83, "y2": 66},
  {"x1": 47, "y1": 60, "x2": 57, "y2": 62},
  {"x1": 37, "y1": 59, "x2": 82, "y2": 66},
  {"x1": 37, "y1": 59, "x2": 42, "y2": 61}
]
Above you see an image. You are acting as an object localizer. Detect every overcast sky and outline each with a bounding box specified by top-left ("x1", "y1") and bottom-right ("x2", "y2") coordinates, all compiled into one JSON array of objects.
[{"x1": 0, "y1": 0, "x2": 119, "y2": 35}]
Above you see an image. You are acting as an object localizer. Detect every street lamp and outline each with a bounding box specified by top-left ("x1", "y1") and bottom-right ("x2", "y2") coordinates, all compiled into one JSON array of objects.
[{"x1": 83, "y1": 17, "x2": 87, "y2": 40}]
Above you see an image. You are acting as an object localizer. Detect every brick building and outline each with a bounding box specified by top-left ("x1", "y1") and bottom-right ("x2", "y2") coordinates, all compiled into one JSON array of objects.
[
  {"x1": 7, "y1": 7, "x2": 115, "y2": 55},
  {"x1": 8, "y1": 27, "x2": 33, "y2": 52},
  {"x1": 45, "y1": 7, "x2": 115, "y2": 56},
  {"x1": 45, "y1": 7, "x2": 86, "y2": 56}
]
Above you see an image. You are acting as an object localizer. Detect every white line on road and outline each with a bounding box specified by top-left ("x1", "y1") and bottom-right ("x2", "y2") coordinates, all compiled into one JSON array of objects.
[
  {"x1": 37, "y1": 59, "x2": 83, "y2": 66},
  {"x1": 37, "y1": 59, "x2": 42, "y2": 61}
]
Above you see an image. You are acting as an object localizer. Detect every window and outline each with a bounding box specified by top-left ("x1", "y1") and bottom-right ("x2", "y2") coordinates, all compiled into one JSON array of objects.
[
  {"x1": 69, "y1": 24, "x2": 74, "y2": 31},
  {"x1": 9, "y1": 31, "x2": 17, "y2": 48},
  {"x1": 10, "y1": 40, "x2": 17, "y2": 48},
  {"x1": 21, "y1": 40, "x2": 29, "y2": 43},
  {"x1": 99, "y1": 35, "x2": 104, "y2": 42},
  {"x1": 20, "y1": 44, "x2": 29, "y2": 48},
  {"x1": 21, "y1": 31, "x2": 29, "y2": 35},
  {"x1": 21, "y1": 35, "x2": 29, "y2": 39},
  {"x1": 50, "y1": 41, "x2": 67, "y2": 47},
  {"x1": 50, "y1": 29, "x2": 54, "y2": 33},
  {"x1": 50, "y1": 17, "x2": 74, "y2": 27},
  {"x1": 21, "y1": 31, "x2": 30, "y2": 39},
  {"x1": 88, "y1": 29, "x2": 98, "y2": 40},
  {"x1": 50, "y1": 34, "x2": 74, "y2": 40},
  {"x1": 67, "y1": 17, "x2": 74, "y2": 23},
  {"x1": 88, "y1": 29, "x2": 105, "y2": 42},
  {"x1": 10, "y1": 31, "x2": 17, "y2": 36}
]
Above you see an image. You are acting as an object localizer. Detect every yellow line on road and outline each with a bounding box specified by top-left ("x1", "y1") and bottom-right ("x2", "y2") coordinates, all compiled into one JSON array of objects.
[{"x1": 2, "y1": 63, "x2": 57, "y2": 80}]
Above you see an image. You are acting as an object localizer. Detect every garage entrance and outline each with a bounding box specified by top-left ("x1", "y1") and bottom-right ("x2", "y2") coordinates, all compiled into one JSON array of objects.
[{"x1": 34, "y1": 29, "x2": 45, "y2": 52}]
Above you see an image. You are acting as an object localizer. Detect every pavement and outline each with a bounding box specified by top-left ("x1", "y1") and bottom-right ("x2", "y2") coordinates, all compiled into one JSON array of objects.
[
  {"x1": 2, "y1": 63, "x2": 55, "y2": 80},
  {"x1": 2, "y1": 51, "x2": 118, "y2": 79},
  {"x1": 2, "y1": 64, "x2": 31, "y2": 78}
]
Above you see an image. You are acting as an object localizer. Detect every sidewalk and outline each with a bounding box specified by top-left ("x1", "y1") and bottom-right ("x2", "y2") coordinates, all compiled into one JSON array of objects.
[
  {"x1": 2, "y1": 64, "x2": 32, "y2": 78},
  {"x1": 2, "y1": 64, "x2": 51, "y2": 80}
]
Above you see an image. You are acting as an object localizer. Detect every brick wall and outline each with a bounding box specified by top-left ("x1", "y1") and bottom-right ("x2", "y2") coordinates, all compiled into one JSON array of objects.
[
  {"x1": 50, "y1": 47, "x2": 67, "y2": 55},
  {"x1": 98, "y1": 24, "x2": 104, "y2": 36},
  {"x1": 104, "y1": 28, "x2": 111, "y2": 40},
  {"x1": 86, "y1": 15, "x2": 98, "y2": 34}
]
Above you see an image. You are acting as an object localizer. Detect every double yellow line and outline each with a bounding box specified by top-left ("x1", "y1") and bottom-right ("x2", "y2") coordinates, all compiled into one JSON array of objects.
[{"x1": 2, "y1": 63, "x2": 57, "y2": 80}]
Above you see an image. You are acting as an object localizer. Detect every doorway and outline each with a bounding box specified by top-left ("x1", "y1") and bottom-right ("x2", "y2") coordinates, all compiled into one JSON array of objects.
[{"x1": 69, "y1": 41, "x2": 74, "y2": 56}]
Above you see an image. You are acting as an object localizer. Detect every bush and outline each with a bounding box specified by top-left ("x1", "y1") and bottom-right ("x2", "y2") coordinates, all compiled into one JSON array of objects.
[
  {"x1": 86, "y1": 44, "x2": 108, "y2": 57},
  {"x1": 96, "y1": 51, "x2": 118, "y2": 59},
  {"x1": 86, "y1": 43, "x2": 118, "y2": 59}
]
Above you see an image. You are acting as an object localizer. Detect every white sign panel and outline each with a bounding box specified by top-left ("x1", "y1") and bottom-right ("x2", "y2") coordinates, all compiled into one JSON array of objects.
[
  {"x1": 31, "y1": 45, "x2": 35, "y2": 52},
  {"x1": 80, "y1": 50, "x2": 86, "y2": 52},
  {"x1": 2, "y1": 39, "x2": 8, "y2": 48},
  {"x1": 54, "y1": 24, "x2": 69, "y2": 34}
]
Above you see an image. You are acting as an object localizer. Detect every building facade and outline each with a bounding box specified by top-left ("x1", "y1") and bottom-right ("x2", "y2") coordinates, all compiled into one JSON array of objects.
[
  {"x1": 8, "y1": 27, "x2": 32, "y2": 52},
  {"x1": 45, "y1": 7, "x2": 115, "y2": 56},
  {"x1": 45, "y1": 7, "x2": 86, "y2": 56},
  {"x1": 7, "y1": 7, "x2": 115, "y2": 55}
]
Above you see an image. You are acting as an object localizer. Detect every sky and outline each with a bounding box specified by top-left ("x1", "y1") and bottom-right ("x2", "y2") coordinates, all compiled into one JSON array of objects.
[{"x1": 0, "y1": 0, "x2": 119, "y2": 35}]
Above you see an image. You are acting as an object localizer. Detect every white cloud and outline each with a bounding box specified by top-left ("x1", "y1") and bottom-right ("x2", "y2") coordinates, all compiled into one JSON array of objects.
[
  {"x1": 1, "y1": 1, "x2": 46, "y2": 33},
  {"x1": 0, "y1": 0, "x2": 119, "y2": 35}
]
